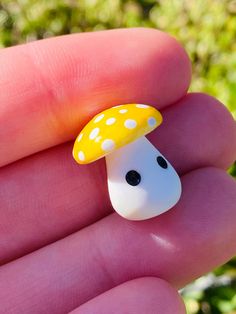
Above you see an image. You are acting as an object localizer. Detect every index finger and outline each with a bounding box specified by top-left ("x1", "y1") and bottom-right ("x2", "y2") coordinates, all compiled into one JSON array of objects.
[{"x1": 0, "y1": 28, "x2": 191, "y2": 167}]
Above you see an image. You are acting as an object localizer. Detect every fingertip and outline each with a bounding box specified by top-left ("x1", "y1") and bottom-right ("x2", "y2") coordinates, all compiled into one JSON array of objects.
[
  {"x1": 0, "y1": 28, "x2": 192, "y2": 166},
  {"x1": 183, "y1": 93, "x2": 236, "y2": 169},
  {"x1": 123, "y1": 27, "x2": 192, "y2": 107},
  {"x1": 71, "y1": 277, "x2": 186, "y2": 314},
  {"x1": 149, "y1": 92, "x2": 236, "y2": 173}
]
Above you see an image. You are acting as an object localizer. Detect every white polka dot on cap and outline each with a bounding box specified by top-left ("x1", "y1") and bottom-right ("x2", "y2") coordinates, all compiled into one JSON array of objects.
[
  {"x1": 94, "y1": 114, "x2": 104, "y2": 123},
  {"x1": 148, "y1": 117, "x2": 157, "y2": 127},
  {"x1": 78, "y1": 151, "x2": 85, "y2": 161},
  {"x1": 89, "y1": 127, "x2": 100, "y2": 140},
  {"x1": 119, "y1": 109, "x2": 128, "y2": 114},
  {"x1": 124, "y1": 119, "x2": 137, "y2": 129},
  {"x1": 77, "y1": 133, "x2": 83, "y2": 142},
  {"x1": 106, "y1": 117, "x2": 116, "y2": 125},
  {"x1": 136, "y1": 104, "x2": 149, "y2": 108},
  {"x1": 101, "y1": 139, "x2": 115, "y2": 151}
]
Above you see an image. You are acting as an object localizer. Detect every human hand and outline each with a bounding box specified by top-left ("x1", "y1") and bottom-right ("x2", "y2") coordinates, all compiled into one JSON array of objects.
[{"x1": 0, "y1": 28, "x2": 236, "y2": 313}]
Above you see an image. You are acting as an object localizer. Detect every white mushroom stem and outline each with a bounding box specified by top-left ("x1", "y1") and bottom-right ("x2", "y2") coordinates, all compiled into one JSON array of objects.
[{"x1": 105, "y1": 136, "x2": 182, "y2": 220}]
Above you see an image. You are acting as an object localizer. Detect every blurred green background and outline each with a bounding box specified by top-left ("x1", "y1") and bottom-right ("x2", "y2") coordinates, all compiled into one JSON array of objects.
[{"x1": 0, "y1": 0, "x2": 235, "y2": 313}]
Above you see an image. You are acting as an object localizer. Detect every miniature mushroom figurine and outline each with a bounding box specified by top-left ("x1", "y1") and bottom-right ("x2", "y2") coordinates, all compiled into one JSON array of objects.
[{"x1": 73, "y1": 103, "x2": 181, "y2": 221}]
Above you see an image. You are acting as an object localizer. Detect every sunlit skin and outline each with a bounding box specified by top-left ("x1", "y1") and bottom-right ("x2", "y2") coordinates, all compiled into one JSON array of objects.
[{"x1": 0, "y1": 28, "x2": 236, "y2": 313}]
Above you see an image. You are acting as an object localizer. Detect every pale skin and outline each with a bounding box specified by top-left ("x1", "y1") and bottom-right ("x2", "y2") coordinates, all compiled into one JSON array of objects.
[{"x1": 0, "y1": 28, "x2": 236, "y2": 313}]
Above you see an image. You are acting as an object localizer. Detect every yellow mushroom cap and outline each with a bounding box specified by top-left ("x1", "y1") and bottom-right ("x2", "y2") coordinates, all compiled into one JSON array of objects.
[{"x1": 73, "y1": 103, "x2": 163, "y2": 164}]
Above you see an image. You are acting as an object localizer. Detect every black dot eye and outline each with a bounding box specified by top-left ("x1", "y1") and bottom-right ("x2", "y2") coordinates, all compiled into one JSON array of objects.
[
  {"x1": 125, "y1": 170, "x2": 141, "y2": 186},
  {"x1": 157, "y1": 156, "x2": 168, "y2": 169}
]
